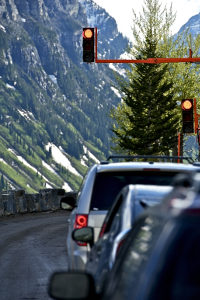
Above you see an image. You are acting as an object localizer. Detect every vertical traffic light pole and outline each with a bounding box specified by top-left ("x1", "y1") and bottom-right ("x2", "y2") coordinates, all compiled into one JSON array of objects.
[
  {"x1": 193, "y1": 98, "x2": 200, "y2": 159},
  {"x1": 95, "y1": 27, "x2": 98, "y2": 62},
  {"x1": 193, "y1": 98, "x2": 200, "y2": 134},
  {"x1": 177, "y1": 132, "x2": 181, "y2": 163}
]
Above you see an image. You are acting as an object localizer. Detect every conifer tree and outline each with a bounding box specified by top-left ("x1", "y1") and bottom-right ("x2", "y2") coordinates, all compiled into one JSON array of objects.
[{"x1": 111, "y1": 0, "x2": 180, "y2": 155}]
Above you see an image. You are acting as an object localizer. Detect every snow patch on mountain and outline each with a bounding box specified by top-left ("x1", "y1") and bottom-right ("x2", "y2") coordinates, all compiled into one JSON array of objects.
[
  {"x1": 111, "y1": 86, "x2": 121, "y2": 98},
  {"x1": 45, "y1": 143, "x2": 82, "y2": 177},
  {"x1": 0, "y1": 158, "x2": 8, "y2": 164},
  {"x1": 83, "y1": 145, "x2": 100, "y2": 163},
  {"x1": 8, "y1": 149, "x2": 56, "y2": 187},
  {"x1": 42, "y1": 160, "x2": 72, "y2": 191},
  {"x1": 49, "y1": 74, "x2": 58, "y2": 84},
  {"x1": 18, "y1": 109, "x2": 35, "y2": 121},
  {"x1": 109, "y1": 63, "x2": 126, "y2": 77},
  {"x1": 42, "y1": 160, "x2": 57, "y2": 175}
]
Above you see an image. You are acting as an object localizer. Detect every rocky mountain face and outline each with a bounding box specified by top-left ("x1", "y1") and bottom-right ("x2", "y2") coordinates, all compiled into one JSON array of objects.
[
  {"x1": 178, "y1": 13, "x2": 200, "y2": 36},
  {"x1": 0, "y1": 0, "x2": 129, "y2": 193}
]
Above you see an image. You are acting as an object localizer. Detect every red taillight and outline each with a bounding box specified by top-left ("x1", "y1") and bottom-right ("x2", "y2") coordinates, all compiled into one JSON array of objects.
[
  {"x1": 74, "y1": 214, "x2": 88, "y2": 229},
  {"x1": 74, "y1": 214, "x2": 88, "y2": 246}
]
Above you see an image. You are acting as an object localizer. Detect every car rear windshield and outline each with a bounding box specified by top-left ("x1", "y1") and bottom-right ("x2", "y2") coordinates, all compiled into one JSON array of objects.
[{"x1": 90, "y1": 170, "x2": 180, "y2": 210}]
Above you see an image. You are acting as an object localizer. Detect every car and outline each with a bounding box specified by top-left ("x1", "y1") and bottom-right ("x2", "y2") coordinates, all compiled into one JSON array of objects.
[
  {"x1": 49, "y1": 172, "x2": 200, "y2": 300},
  {"x1": 60, "y1": 155, "x2": 200, "y2": 270},
  {"x1": 72, "y1": 184, "x2": 172, "y2": 294}
]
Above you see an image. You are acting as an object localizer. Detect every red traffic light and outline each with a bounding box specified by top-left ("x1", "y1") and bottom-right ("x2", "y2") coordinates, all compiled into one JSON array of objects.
[
  {"x1": 181, "y1": 99, "x2": 194, "y2": 134},
  {"x1": 83, "y1": 28, "x2": 93, "y2": 39},
  {"x1": 82, "y1": 28, "x2": 94, "y2": 63},
  {"x1": 181, "y1": 99, "x2": 193, "y2": 110}
]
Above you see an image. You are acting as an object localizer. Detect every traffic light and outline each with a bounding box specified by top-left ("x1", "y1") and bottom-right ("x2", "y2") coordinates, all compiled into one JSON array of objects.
[
  {"x1": 181, "y1": 99, "x2": 194, "y2": 133},
  {"x1": 82, "y1": 28, "x2": 94, "y2": 63}
]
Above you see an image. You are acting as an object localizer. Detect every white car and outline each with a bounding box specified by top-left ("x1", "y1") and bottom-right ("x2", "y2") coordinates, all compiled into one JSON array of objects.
[{"x1": 61, "y1": 156, "x2": 200, "y2": 270}]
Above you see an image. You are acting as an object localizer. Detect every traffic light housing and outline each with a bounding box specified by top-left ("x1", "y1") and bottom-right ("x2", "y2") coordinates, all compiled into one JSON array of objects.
[
  {"x1": 181, "y1": 99, "x2": 194, "y2": 133},
  {"x1": 82, "y1": 28, "x2": 94, "y2": 63}
]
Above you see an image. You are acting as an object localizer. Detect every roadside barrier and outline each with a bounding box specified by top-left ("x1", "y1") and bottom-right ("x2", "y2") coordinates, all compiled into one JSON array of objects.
[{"x1": 0, "y1": 188, "x2": 66, "y2": 216}]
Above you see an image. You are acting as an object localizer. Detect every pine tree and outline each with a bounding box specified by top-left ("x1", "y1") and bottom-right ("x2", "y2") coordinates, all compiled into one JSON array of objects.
[{"x1": 111, "y1": 0, "x2": 180, "y2": 155}]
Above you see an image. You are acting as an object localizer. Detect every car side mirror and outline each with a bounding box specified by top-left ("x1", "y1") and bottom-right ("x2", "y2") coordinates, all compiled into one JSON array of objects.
[
  {"x1": 72, "y1": 227, "x2": 94, "y2": 247},
  {"x1": 60, "y1": 192, "x2": 77, "y2": 211},
  {"x1": 48, "y1": 271, "x2": 96, "y2": 299}
]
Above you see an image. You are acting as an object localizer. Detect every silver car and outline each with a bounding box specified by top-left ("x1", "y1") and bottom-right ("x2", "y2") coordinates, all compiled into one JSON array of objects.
[
  {"x1": 72, "y1": 184, "x2": 172, "y2": 293},
  {"x1": 61, "y1": 157, "x2": 200, "y2": 270},
  {"x1": 49, "y1": 173, "x2": 200, "y2": 300}
]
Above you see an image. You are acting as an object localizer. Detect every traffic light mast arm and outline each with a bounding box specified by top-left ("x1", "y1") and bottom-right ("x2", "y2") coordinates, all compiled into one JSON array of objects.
[{"x1": 94, "y1": 27, "x2": 200, "y2": 64}]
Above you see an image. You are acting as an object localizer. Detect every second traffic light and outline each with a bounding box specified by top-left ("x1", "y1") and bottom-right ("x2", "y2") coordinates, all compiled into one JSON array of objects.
[
  {"x1": 181, "y1": 99, "x2": 194, "y2": 133},
  {"x1": 82, "y1": 28, "x2": 94, "y2": 63}
]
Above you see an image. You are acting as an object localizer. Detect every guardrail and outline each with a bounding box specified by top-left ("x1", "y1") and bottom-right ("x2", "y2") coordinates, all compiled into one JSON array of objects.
[{"x1": 0, "y1": 188, "x2": 66, "y2": 216}]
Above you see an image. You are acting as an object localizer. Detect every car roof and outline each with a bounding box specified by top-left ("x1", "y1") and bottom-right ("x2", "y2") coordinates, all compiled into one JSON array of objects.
[
  {"x1": 145, "y1": 173, "x2": 200, "y2": 218},
  {"x1": 100, "y1": 184, "x2": 173, "y2": 235},
  {"x1": 125, "y1": 184, "x2": 173, "y2": 194},
  {"x1": 96, "y1": 161, "x2": 200, "y2": 173}
]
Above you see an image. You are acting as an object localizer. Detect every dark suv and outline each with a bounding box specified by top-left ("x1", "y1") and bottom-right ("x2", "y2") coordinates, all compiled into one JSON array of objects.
[
  {"x1": 103, "y1": 175, "x2": 200, "y2": 300},
  {"x1": 49, "y1": 172, "x2": 200, "y2": 300}
]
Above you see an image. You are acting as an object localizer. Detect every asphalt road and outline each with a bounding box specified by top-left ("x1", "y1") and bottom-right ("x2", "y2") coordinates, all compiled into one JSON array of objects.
[{"x1": 0, "y1": 210, "x2": 70, "y2": 300}]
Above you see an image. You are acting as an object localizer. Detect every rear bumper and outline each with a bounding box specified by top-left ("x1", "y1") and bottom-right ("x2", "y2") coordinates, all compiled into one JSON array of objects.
[{"x1": 67, "y1": 240, "x2": 88, "y2": 270}]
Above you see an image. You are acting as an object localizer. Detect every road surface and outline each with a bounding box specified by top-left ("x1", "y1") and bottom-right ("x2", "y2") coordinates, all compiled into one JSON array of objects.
[{"x1": 0, "y1": 210, "x2": 70, "y2": 300}]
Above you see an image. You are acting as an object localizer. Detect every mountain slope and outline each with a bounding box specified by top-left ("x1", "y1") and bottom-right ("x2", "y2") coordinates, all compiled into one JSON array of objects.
[
  {"x1": 0, "y1": 0, "x2": 129, "y2": 193},
  {"x1": 178, "y1": 13, "x2": 200, "y2": 36}
]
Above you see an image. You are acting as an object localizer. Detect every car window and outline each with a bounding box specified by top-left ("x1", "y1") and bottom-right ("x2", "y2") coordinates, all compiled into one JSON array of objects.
[
  {"x1": 90, "y1": 171, "x2": 180, "y2": 210},
  {"x1": 108, "y1": 209, "x2": 121, "y2": 237},
  {"x1": 103, "y1": 195, "x2": 124, "y2": 234},
  {"x1": 106, "y1": 215, "x2": 163, "y2": 300}
]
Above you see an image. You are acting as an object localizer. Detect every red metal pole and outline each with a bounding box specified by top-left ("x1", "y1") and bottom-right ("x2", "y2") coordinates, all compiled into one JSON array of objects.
[
  {"x1": 178, "y1": 132, "x2": 181, "y2": 163},
  {"x1": 194, "y1": 98, "x2": 198, "y2": 133},
  {"x1": 95, "y1": 27, "x2": 97, "y2": 62},
  {"x1": 94, "y1": 28, "x2": 200, "y2": 64},
  {"x1": 95, "y1": 57, "x2": 200, "y2": 64}
]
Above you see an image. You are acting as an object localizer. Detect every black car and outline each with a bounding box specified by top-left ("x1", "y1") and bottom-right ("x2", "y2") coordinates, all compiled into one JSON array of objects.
[{"x1": 49, "y1": 173, "x2": 200, "y2": 300}]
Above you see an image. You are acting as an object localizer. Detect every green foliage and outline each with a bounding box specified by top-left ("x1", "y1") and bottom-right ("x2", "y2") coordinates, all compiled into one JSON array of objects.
[
  {"x1": 166, "y1": 33, "x2": 200, "y2": 101},
  {"x1": 111, "y1": 0, "x2": 199, "y2": 155},
  {"x1": 0, "y1": 161, "x2": 36, "y2": 193},
  {"x1": 70, "y1": 157, "x2": 88, "y2": 177}
]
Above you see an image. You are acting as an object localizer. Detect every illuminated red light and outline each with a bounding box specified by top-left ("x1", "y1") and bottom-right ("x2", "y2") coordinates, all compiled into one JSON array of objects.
[
  {"x1": 74, "y1": 214, "x2": 88, "y2": 246},
  {"x1": 83, "y1": 28, "x2": 93, "y2": 39},
  {"x1": 74, "y1": 214, "x2": 88, "y2": 229},
  {"x1": 181, "y1": 100, "x2": 192, "y2": 110}
]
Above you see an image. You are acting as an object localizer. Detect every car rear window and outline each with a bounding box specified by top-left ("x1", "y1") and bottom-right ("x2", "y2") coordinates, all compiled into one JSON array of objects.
[{"x1": 90, "y1": 171, "x2": 180, "y2": 210}]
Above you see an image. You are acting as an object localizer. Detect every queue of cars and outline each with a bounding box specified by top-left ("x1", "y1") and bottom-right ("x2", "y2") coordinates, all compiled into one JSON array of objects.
[
  {"x1": 48, "y1": 155, "x2": 200, "y2": 299},
  {"x1": 60, "y1": 155, "x2": 199, "y2": 270},
  {"x1": 72, "y1": 184, "x2": 172, "y2": 294}
]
